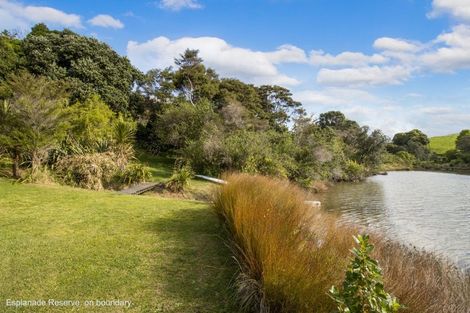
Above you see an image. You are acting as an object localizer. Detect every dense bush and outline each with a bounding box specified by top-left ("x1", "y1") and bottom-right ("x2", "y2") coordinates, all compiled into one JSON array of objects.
[
  {"x1": 344, "y1": 160, "x2": 366, "y2": 182},
  {"x1": 55, "y1": 152, "x2": 150, "y2": 190},
  {"x1": 114, "y1": 162, "x2": 151, "y2": 186},
  {"x1": 55, "y1": 152, "x2": 118, "y2": 190}
]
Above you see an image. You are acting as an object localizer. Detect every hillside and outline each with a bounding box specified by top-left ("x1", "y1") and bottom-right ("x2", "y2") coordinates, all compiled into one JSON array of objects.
[{"x1": 429, "y1": 134, "x2": 458, "y2": 154}]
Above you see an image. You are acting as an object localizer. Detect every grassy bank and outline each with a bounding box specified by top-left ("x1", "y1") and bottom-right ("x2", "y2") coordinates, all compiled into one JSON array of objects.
[
  {"x1": 214, "y1": 174, "x2": 470, "y2": 313},
  {"x1": 0, "y1": 179, "x2": 237, "y2": 313}
]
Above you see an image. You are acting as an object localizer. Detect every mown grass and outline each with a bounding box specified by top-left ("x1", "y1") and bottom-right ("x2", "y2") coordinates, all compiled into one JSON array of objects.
[
  {"x1": 0, "y1": 179, "x2": 237, "y2": 313},
  {"x1": 214, "y1": 174, "x2": 470, "y2": 313},
  {"x1": 429, "y1": 133, "x2": 458, "y2": 154}
]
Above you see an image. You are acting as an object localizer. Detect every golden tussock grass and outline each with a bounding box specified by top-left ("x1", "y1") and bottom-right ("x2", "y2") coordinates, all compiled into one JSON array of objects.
[{"x1": 213, "y1": 173, "x2": 470, "y2": 313}]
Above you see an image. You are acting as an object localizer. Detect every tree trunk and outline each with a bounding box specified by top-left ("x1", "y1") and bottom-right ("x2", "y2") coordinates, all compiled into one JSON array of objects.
[
  {"x1": 31, "y1": 150, "x2": 40, "y2": 176},
  {"x1": 12, "y1": 148, "x2": 20, "y2": 179}
]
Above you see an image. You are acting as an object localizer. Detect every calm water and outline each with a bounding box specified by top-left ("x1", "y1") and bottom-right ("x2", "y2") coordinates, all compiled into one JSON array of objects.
[{"x1": 322, "y1": 171, "x2": 470, "y2": 271}]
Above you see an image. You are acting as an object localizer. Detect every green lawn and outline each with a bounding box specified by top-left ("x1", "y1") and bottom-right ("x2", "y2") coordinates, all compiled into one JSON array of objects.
[
  {"x1": 0, "y1": 179, "x2": 237, "y2": 313},
  {"x1": 429, "y1": 133, "x2": 458, "y2": 154}
]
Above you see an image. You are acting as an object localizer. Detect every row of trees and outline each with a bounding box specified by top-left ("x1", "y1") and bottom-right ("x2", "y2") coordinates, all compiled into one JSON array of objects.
[{"x1": 0, "y1": 24, "x2": 393, "y2": 189}]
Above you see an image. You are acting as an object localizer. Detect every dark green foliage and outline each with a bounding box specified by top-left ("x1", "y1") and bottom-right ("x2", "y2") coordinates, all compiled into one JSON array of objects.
[
  {"x1": 318, "y1": 111, "x2": 348, "y2": 129},
  {"x1": 22, "y1": 24, "x2": 141, "y2": 113},
  {"x1": 0, "y1": 28, "x2": 395, "y2": 185},
  {"x1": 153, "y1": 99, "x2": 219, "y2": 151},
  {"x1": 0, "y1": 31, "x2": 24, "y2": 98},
  {"x1": 329, "y1": 235, "x2": 402, "y2": 313},
  {"x1": 456, "y1": 130, "x2": 470, "y2": 153},
  {"x1": 390, "y1": 129, "x2": 430, "y2": 160},
  {"x1": 257, "y1": 84, "x2": 303, "y2": 130},
  {"x1": 173, "y1": 49, "x2": 219, "y2": 104}
]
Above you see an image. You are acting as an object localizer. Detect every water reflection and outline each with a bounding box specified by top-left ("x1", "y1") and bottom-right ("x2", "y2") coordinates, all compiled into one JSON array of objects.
[{"x1": 322, "y1": 171, "x2": 470, "y2": 271}]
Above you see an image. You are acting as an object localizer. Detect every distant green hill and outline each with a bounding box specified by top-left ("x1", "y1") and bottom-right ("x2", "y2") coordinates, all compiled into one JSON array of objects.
[{"x1": 429, "y1": 134, "x2": 458, "y2": 154}]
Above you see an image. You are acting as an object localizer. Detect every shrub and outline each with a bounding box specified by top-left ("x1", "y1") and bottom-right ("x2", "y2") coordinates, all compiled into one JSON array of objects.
[
  {"x1": 329, "y1": 234, "x2": 402, "y2": 313},
  {"x1": 54, "y1": 152, "x2": 119, "y2": 190},
  {"x1": 344, "y1": 160, "x2": 366, "y2": 181},
  {"x1": 114, "y1": 162, "x2": 151, "y2": 186},
  {"x1": 55, "y1": 153, "x2": 151, "y2": 190},
  {"x1": 165, "y1": 163, "x2": 194, "y2": 192}
]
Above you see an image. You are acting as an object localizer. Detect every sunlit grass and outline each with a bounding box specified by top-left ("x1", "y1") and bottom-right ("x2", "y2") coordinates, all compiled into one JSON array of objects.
[
  {"x1": 0, "y1": 179, "x2": 237, "y2": 313},
  {"x1": 429, "y1": 133, "x2": 458, "y2": 154}
]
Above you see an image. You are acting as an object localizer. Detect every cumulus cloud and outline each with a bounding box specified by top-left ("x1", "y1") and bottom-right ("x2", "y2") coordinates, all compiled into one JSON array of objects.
[
  {"x1": 310, "y1": 50, "x2": 387, "y2": 67},
  {"x1": 0, "y1": 0, "x2": 82, "y2": 30},
  {"x1": 294, "y1": 88, "x2": 376, "y2": 105},
  {"x1": 159, "y1": 0, "x2": 202, "y2": 11},
  {"x1": 373, "y1": 37, "x2": 422, "y2": 52},
  {"x1": 428, "y1": 0, "x2": 470, "y2": 22},
  {"x1": 421, "y1": 24, "x2": 470, "y2": 72},
  {"x1": 293, "y1": 88, "x2": 416, "y2": 135},
  {"x1": 127, "y1": 36, "x2": 304, "y2": 86},
  {"x1": 88, "y1": 14, "x2": 124, "y2": 29},
  {"x1": 316, "y1": 65, "x2": 413, "y2": 87},
  {"x1": 265, "y1": 44, "x2": 308, "y2": 64}
]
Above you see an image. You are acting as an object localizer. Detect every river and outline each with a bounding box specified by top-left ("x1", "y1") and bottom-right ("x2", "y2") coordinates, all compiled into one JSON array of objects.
[{"x1": 321, "y1": 171, "x2": 470, "y2": 271}]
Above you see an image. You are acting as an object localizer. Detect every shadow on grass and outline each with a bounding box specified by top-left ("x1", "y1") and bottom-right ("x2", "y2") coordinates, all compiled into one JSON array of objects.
[{"x1": 146, "y1": 206, "x2": 238, "y2": 313}]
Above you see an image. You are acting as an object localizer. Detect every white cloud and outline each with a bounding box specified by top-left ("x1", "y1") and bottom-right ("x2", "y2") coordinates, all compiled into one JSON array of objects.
[
  {"x1": 310, "y1": 50, "x2": 388, "y2": 67},
  {"x1": 159, "y1": 0, "x2": 202, "y2": 11},
  {"x1": 0, "y1": 0, "x2": 82, "y2": 30},
  {"x1": 127, "y1": 36, "x2": 303, "y2": 86},
  {"x1": 429, "y1": 0, "x2": 470, "y2": 22},
  {"x1": 88, "y1": 14, "x2": 124, "y2": 29},
  {"x1": 294, "y1": 88, "x2": 415, "y2": 135},
  {"x1": 373, "y1": 37, "x2": 422, "y2": 52},
  {"x1": 316, "y1": 65, "x2": 413, "y2": 87},
  {"x1": 421, "y1": 24, "x2": 470, "y2": 72},
  {"x1": 295, "y1": 88, "x2": 376, "y2": 105},
  {"x1": 266, "y1": 44, "x2": 308, "y2": 64}
]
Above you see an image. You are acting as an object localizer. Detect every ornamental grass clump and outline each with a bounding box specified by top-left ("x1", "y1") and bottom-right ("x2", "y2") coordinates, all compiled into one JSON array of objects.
[
  {"x1": 214, "y1": 173, "x2": 470, "y2": 313},
  {"x1": 213, "y1": 173, "x2": 355, "y2": 312}
]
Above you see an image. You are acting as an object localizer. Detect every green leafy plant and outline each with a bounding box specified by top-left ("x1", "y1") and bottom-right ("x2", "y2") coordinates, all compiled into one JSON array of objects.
[
  {"x1": 165, "y1": 162, "x2": 194, "y2": 192},
  {"x1": 115, "y1": 163, "x2": 151, "y2": 186},
  {"x1": 344, "y1": 160, "x2": 366, "y2": 182},
  {"x1": 329, "y1": 234, "x2": 402, "y2": 313}
]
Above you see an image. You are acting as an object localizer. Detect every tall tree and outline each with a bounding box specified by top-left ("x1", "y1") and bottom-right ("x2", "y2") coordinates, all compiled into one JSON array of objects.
[
  {"x1": 257, "y1": 85, "x2": 303, "y2": 130},
  {"x1": 22, "y1": 24, "x2": 141, "y2": 113},
  {"x1": 173, "y1": 49, "x2": 219, "y2": 104},
  {"x1": 391, "y1": 129, "x2": 430, "y2": 160},
  {"x1": 0, "y1": 72, "x2": 68, "y2": 177},
  {"x1": 0, "y1": 30, "x2": 24, "y2": 99}
]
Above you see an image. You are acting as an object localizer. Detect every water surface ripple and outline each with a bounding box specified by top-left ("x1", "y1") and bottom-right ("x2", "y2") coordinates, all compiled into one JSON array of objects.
[{"x1": 322, "y1": 171, "x2": 470, "y2": 271}]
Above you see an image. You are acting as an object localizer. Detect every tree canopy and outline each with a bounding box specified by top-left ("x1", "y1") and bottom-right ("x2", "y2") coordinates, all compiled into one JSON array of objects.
[{"x1": 22, "y1": 24, "x2": 141, "y2": 113}]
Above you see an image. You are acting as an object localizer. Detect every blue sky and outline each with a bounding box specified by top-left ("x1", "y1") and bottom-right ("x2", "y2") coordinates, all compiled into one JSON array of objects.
[{"x1": 1, "y1": 0, "x2": 470, "y2": 136}]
